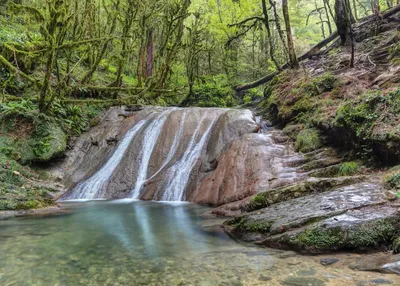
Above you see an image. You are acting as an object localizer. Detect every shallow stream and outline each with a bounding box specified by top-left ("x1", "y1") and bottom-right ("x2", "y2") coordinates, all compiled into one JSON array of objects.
[{"x1": 0, "y1": 201, "x2": 399, "y2": 285}]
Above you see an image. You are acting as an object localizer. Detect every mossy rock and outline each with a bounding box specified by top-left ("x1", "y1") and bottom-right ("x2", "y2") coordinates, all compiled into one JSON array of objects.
[
  {"x1": 0, "y1": 182, "x2": 55, "y2": 211},
  {"x1": 1, "y1": 117, "x2": 67, "y2": 164},
  {"x1": 29, "y1": 121, "x2": 67, "y2": 162},
  {"x1": 284, "y1": 218, "x2": 400, "y2": 253},
  {"x1": 295, "y1": 129, "x2": 321, "y2": 153},
  {"x1": 282, "y1": 124, "x2": 305, "y2": 139}
]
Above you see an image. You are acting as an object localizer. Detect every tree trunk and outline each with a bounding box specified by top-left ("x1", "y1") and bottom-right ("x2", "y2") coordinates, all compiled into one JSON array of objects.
[
  {"x1": 334, "y1": 0, "x2": 353, "y2": 45},
  {"x1": 282, "y1": 0, "x2": 299, "y2": 68},
  {"x1": 261, "y1": 0, "x2": 280, "y2": 70}
]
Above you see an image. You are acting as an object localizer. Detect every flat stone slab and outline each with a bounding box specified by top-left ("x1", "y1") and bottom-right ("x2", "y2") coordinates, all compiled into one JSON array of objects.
[{"x1": 224, "y1": 182, "x2": 400, "y2": 253}]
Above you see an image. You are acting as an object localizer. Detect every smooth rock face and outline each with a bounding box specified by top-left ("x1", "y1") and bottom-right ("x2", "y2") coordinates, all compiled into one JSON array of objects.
[
  {"x1": 57, "y1": 106, "x2": 266, "y2": 203},
  {"x1": 49, "y1": 106, "x2": 145, "y2": 191},
  {"x1": 189, "y1": 133, "x2": 293, "y2": 206}
]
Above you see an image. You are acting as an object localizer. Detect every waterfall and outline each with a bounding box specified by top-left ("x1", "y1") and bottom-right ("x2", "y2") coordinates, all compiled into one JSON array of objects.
[
  {"x1": 130, "y1": 110, "x2": 173, "y2": 199},
  {"x1": 145, "y1": 110, "x2": 187, "y2": 183},
  {"x1": 65, "y1": 120, "x2": 147, "y2": 200},
  {"x1": 64, "y1": 108, "x2": 226, "y2": 202},
  {"x1": 162, "y1": 113, "x2": 218, "y2": 201}
]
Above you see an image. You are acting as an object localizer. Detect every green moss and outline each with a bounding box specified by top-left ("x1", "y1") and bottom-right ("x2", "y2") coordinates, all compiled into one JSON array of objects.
[
  {"x1": 241, "y1": 221, "x2": 272, "y2": 233},
  {"x1": 0, "y1": 182, "x2": 54, "y2": 211},
  {"x1": 335, "y1": 89, "x2": 400, "y2": 140},
  {"x1": 300, "y1": 72, "x2": 338, "y2": 97},
  {"x1": 30, "y1": 121, "x2": 67, "y2": 162},
  {"x1": 347, "y1": 219, "x2": 397, "y2": 247},
  {"x1": 249, "y1": 193, "x2": 268, "y2": 209},
  {"x1": 288, "y1": 218, "x2": 399, "y2": 252},
  {"x1": 295, "y1": 129, "x2": 321, "y2": 153},
  {"x1": 225, "y1": 216, "x2": 246, "y2": 227},
  {"x1": 283, "y1": 124, "x2": 305, "y2": 139},
  {"x1": 337, "y1": 162, "x2": 360, "y2": 176},
  {"x1": 291, "y1": 227, "x2": 344, "y2": 250},
  {"x1": 225, "y1": 216, "x2": 272, "y2": 233}
]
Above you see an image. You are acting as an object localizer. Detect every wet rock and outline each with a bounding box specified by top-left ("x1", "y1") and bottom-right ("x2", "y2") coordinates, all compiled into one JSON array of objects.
[
  {"x1": 282, "y1": 277, "x2": 326, "y2": 286},
  {"x1": 259, "y1": 275, "x2": 272, "y2": 281},
  {"x1": 350, "y1": 253, "x2": 393, "y2": 272},
  {"x1": 320, "y1": 258, "x2": 340, "y2": 266},
  {"x1": 54, "y1": 107, "x2": 263, "y2": 201},
  {"x1": 278, "y1": 251, "x2": 298, "y2": 259},
  {"x1": 224, "y1": 182, "x2": 400, "y2": 253},
  {"x1": 245, "y1": 176, "x2": 367, "y2": 213},
  {"x1": 357, "y1": 279, "x2": 393, "y2": 285},
  {"x1": 381, "y1": 261, "x2": 400, "y2": 275},
  {"x1": 296, "y1": 268, "x2": 317, "y2": 276}
]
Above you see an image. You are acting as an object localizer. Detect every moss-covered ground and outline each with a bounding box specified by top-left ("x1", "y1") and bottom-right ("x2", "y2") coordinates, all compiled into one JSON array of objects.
[{"x1": 0, "y1": 99, "x2": 105, "y2": 211}]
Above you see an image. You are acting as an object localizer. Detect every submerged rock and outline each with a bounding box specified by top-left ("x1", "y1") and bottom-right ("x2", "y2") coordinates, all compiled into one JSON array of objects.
[
  {"x1": 320, "y1": 258, "x2": 340, "y2": 266},
  {"x1": 282, "y1": 277, "x2": 326, "y2": 286}
]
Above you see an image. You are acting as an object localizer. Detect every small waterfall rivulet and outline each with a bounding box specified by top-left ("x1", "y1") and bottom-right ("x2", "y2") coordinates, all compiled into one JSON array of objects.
[
  {"x1": 63, "y1": 107, "x2": 230, "y2": 201},
  {"x1": 67, "y1": 120, "x2": 147, "y2": 200}
]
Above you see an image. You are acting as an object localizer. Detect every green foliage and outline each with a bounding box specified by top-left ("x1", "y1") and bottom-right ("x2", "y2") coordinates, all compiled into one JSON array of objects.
[
  {"x1": 295, "y1": 129, "x2": 321, "y2": 153},
  {"x1": 0, "y1": 99, "x2": 35, "y2": 119},
  {"x1": 385, "y1": 172, "x2": 400, "y2": 189},
  {"x1": 184, "y1": 75, "x2": 239, "y2": 107},
  {"x1": 392, "y1": 237, "x2": 400, "y2": 254},
  {"x1": 338, "y1": 162, "x2": 360, "y2": 176},
  {"x1": 192, "y1": 84, "x2": 233, "y2": 107}
]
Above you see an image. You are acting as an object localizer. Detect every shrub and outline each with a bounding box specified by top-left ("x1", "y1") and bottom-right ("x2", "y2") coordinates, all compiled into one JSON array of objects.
[
  {"x1": 295, "y1": 129, "x2": 321, "y2": 153},
  {"x1": 386, "y1": 172, "x2": 400, "y2": 189},
  {"x1": 338, "y1": 162, "x2": 360, "y2": 176}
]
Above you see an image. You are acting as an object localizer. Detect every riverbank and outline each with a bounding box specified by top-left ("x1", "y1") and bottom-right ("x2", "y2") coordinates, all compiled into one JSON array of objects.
[{"x1": 0, "y1": 205, "x2": 68, "y2": 220}]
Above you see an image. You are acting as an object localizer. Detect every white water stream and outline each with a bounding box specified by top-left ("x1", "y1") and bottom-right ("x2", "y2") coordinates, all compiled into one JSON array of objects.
[{"x1": 66, "y1": 108, "x2": 221, "y2": 201}]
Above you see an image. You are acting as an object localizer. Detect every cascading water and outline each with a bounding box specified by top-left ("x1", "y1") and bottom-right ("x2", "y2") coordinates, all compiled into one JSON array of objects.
[
  {"x1": 65, "y1": 120, "x2": 147, "y2": 200},
  {"x1": 130, "y1": 109, "x2": 174, "y2": 199},
  {"x1": 162, "y1": 112, "x2": 218, "y2": 201},
  {"x1": 64, "y1": 108, "x2": 225, "y2": 202},
  {"x1": 145, "y1": 110, "x2": 187, "y2": 183}
]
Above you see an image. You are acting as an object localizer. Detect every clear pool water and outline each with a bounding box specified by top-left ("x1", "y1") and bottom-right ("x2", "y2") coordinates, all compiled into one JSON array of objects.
[{"x1": 0, "y1": 201, "x2": 399, "y2": 285}]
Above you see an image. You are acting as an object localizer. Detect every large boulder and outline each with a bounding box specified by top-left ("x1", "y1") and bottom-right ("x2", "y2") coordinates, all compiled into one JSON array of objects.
[{"x1": 223, "y1": 181, "x2": 400, "y2": 253}]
